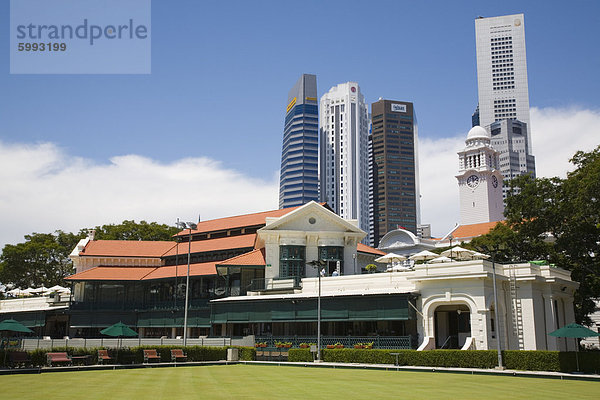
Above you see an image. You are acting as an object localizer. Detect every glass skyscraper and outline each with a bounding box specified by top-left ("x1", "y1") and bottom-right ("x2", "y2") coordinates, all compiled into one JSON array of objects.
[{"x1": 279, "y1": 74, "x2": 319, "y2": 208}]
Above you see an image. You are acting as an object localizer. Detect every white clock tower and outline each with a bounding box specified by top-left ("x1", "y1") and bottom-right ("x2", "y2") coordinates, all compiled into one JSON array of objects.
[{"x1": 457, "y1": 126, "x2": 504, "y2": 225}]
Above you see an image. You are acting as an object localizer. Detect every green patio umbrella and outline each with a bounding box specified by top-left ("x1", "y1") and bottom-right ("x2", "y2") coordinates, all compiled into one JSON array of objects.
[
  {"x1": 100, "y1": 322, "x2": 138, "y2": 362},
  {"x1": 1, "y1": 319, "x2": 34, "y2": 366},
  {"x1": 100, "y1": 322, "x2": 138, "y2": 338},
  {"x1": 549, "y1": 323, "x2": 600, "y2": 371},
  {"x1": 0, "y1": 319, "x2": 34, "y2": 334}
]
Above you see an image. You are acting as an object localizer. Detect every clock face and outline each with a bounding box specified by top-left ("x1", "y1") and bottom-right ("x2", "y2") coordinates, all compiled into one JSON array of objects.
[
  {"x1": 466, "y1": 174, "x2": 480, "y2": 189},
  {"x1": 492, "y1": 175, "x2": 498, "y2": 188}
]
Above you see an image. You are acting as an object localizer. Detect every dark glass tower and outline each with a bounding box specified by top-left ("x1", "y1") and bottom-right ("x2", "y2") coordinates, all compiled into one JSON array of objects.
[
  {"x1": 279, "y1": 74, "x2": 319, "y2": 208},
  {"x1": 370, "y1": 100, "x2": 420, "y2": 247}
]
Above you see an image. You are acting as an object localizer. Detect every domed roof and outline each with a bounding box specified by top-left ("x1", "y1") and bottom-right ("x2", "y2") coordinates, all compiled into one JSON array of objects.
[{"x1": 466, "y1": 126, "x2": 490, "y2": 140}]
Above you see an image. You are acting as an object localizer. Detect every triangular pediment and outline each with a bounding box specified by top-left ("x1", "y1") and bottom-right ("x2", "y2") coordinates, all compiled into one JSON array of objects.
[{"x1": 259, "y1": 201, "x2": 364, "y2": 234}]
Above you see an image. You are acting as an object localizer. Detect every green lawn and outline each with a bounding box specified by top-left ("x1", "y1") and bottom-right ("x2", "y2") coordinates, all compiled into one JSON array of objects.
[{"x1": 0, "y1": 365, "x2": 597, "y2": 399}]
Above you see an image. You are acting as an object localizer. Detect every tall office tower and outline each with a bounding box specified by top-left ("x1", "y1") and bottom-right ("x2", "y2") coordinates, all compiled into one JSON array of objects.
[
  {"x1": 472, "y1": 104, "x2": 480, "y2": 127},
  {"x1": 319, "y1": 82, "x2": 370, "y2": 239},
  {"x1": 475, "y1": 14, "x2": 536, "y2": 196},
  {"x1": 279, "y1": 74, "x2": 319, "y2": 208},
  {"x1": 488, "y1": 119, "x2": 536, "y2": 198},
  {"x1": 475, "y1": 14, "x2": 532, "y2": 147},
  {"x1": 369, "y1": 99, "x2": 420, "y2": 246}
]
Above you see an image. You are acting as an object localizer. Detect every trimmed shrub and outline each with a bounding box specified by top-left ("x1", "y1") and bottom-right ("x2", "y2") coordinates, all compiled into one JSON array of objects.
[
  {"x1": 288, "y1": 349, "x2": 313, "y2": 362},
  {"x1": 235, "y1": 346, "x2": 255, "y2": 361}
]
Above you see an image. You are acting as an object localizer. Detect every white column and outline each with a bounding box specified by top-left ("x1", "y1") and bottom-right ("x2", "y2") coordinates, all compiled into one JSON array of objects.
[{"x1": 543, "y1": 294, "x2": 558, "y2": 350}]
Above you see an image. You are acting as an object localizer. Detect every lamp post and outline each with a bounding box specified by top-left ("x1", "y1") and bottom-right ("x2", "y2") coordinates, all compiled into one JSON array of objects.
[
  {"x1": 307, "y1": 260, "x2": 326, "y2": 362},
  {"x1": 448, "y1": 235, "x2": 454, "y2": 260},
  {"x1": 491, "y1": 251, "x2": 504, "y2": 369},
  {"x1": 176, "y1": 221, "x2": 197, "y2": 347}
]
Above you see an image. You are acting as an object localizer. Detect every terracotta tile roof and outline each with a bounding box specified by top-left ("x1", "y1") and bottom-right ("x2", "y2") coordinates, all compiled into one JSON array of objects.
[
  {"x1": 66, "y1": 266, "x2": 157, "y2": 281},
  {"x1": 80, "y1": 240, "x2": 176, "y2": 258},
  {"x1": 162, "y1": 235, "x2": 256, "y2": 257},
  {"x1": 174, "y1": 203, "x2": 329, "y2": 236},
  {"x1": 142, "y1": 262, "x2": 217, "y2": 280},
  {"x1": 450, "y1": 220, "x2": 504, "y2": 240},
  {"x1": 217, "y1": 249, "x2": 266, "y2": 267},
  {"x1": 357, "y1": 243, "x2": 386, "y2": 256}
]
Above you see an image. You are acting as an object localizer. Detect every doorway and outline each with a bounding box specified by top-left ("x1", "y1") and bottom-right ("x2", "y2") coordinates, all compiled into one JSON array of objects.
[{"x1": 434, "y1": 304, "x2": 471, "y2": 349}]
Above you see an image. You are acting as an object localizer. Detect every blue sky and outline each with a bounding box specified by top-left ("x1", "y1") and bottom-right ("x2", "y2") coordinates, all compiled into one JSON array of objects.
[{"x1": 1, "y1": 0, "x2": 599, "y2": 246}]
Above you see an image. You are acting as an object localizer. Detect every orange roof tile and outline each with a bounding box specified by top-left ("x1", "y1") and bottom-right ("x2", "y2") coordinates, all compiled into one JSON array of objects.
[
  {"x1": 66, "y1": 266, "x2": 157, "y2": 281},
  {"x1": 142, "y1": 262, "x2": 217, "y2": 280},
  {"x1": 174, "y1": 203, "x2": 329, "y2": 236},
  {"x1": 450, "y1": 220, "x2": 504, "y2": 240},
  {"x1": 162, "y1": 235, "x2": 256, "y2": 257},
  {"x1": 217, "y1": 249, "x2": 266, "y2": 267},
  {"x1": 357, "y1": 243, "x2": 386, "y2": 256},
  {"x1": 80, "y1": 240, "x2": 176, "y2": 258}
]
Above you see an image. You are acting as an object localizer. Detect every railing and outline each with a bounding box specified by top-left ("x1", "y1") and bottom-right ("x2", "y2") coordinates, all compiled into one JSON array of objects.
[
  {"x1": 249, "y1": 276, "x2": 302, "y2": 292},
  {"x1": 20, "y1": 336, "x2": 249, "y2": 350},
  {"x1": 69, "y1": 299, "x2": 210, "y2": 311},
  {"x1": 255, "y1": 335, "x2": 414, "y2": 349}
]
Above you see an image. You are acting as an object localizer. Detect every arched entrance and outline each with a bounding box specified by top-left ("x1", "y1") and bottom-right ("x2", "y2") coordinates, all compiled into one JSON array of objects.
[{"x1": 434, "y1": 304, "x2": 471, "y2": 349}]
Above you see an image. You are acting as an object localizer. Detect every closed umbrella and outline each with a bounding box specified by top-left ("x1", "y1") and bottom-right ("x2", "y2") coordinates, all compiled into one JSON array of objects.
[{"x1": 549, "y1": 323, "x2": 600, "y2": 371}]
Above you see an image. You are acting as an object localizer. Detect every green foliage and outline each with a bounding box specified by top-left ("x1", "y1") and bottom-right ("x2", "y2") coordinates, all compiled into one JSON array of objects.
[
  {"x1": 470, "y1": 145, "x2": 600, "y2": 323},
  {"x1": 0, "y1": 231, "x2": 85, "y2": 288},
  {"x1": 288, "y1": 348, "x2": 313, "y2": 362},
  {"x1": 365, "y1": 264, "x2": 377, "y2": 273},
  {"x1": 236, "y1": 346, "x2": 256, "y2": 361},
  {"x1": 93, "y1": 220, "x2": 179, "y2": 241}
]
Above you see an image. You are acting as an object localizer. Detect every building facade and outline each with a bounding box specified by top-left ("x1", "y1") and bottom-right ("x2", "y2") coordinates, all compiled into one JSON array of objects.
[
  {"x1": 488, "y1": 119, "x2": 536, "y2": 198},
  {"x1": 319, "y1": 82, "x2": 370, "y2": 240},
  {"x1": 457, "y1": 126, "x2": 504, "y2": 225},
  {"x1": 475, "y1": 14, "x2": 531, "y2": 132},
  {"x1": 369, "y1": 99, "x2": 420, "y2": 246},
  {"x1": 279, "y1": 74, "x2": 319, "y2": 208}
]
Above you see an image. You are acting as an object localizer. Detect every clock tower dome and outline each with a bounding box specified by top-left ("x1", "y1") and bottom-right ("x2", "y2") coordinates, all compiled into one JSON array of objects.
[{"x1": 456, "y1": 126, "x2": 504, "y2": 225}]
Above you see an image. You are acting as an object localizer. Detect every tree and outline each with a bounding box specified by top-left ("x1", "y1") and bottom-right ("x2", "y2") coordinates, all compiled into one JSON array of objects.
[
  {"x1": 0, "y1": 220, "x2": 179, "y2": 288},
  {"x1": 0, "y1": 231, "x2": 84, "y2": 288},
  {"x1": 470, "y1": 145, "x2": 600, "y2": 323},
  {"x1": 92, "y1": 220, "x2": 179, "y2": 241}
]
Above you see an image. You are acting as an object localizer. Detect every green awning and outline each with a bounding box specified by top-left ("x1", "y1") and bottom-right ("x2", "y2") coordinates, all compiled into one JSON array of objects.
[{"x1": 211, "y1": 294, "x2": 414, "y2": 324}]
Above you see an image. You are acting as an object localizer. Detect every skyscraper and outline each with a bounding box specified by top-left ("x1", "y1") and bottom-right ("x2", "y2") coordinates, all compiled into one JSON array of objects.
[
  {"x1": 319, "y1": 82, "x2": 370, "y2": 238},
  {"x1": 489, "y1": 119, "x2": 536, "y2": 198},
  {"x1": 369, "y1": 99, "x2": 420, "y2": 246},
  {"x1": 279, "y1": 74, "x2": 319, "y2": 208},
  {"x1": 475, "y1": 14, "x2": 531, "y2": 131},
  {"x1": 475, "y1": 14, "x2": 536, "y2": 191}
]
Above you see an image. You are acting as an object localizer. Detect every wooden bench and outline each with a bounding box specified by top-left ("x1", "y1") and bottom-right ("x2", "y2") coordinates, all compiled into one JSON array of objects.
[
  {"x1": 8, "y1": 351, "x2": 31, "y2": 368},
  {"x1": 143, "y1": 349, "x2": 161, "y2": 364},
  {"x1": 47, "y1": 352, "x2": 72, "y2": 367},
  {"x1": 171, "y1": 349, "x2": 187, "y2": 363},
  {"x1": 98, "y1": 349, "x2": 113, "y2": 365}
]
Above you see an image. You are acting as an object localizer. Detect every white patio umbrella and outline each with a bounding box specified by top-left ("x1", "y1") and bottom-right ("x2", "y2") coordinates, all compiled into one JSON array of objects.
[
  {"x1": 387, "y1": 265, "x2": 413, "y2": 272},
  {"x1": 374, "y1": 252, "x2": 407, "y2": 263},
  {"x1": 48, "y1": 285, "x2": 70, "y2": 293},
  {"x1": 7, "y1": 288, "x2": 31, "y2": 297},
  {"x1": 428, "y1": 256, "x2": 453, "y2": 263},
  {"x1": 408, "y1": 250, "x2": 439, "y2": 261},
  {"x1": 29, "y1": 286, "x2": 48, "y2": 295},
  {"x1": 440, "y1": 246, "x2": 476, "y2": 260},
  {"x1": 471, "y1": 251, "x2": 491, "y2": 260}
]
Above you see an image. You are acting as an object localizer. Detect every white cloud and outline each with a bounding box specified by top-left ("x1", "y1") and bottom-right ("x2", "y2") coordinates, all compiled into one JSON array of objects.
[
  {"x1": 1, "y1": 106, "x2": 597, "y2": 248},
  {"x1": 0, "y1": 141, "x2": 279, "y2": 248},
  {"x1": 530, "y1": 106, "x2": 600, "y2": 179},
  {"x1": 418, "y1": 106, "x2": 600, "y2": 238}
]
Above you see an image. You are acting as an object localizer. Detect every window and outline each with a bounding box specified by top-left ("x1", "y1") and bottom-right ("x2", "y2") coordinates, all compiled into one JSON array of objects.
[{"x1": 280, "y1": 245, "x2": 305, "y2": 278}]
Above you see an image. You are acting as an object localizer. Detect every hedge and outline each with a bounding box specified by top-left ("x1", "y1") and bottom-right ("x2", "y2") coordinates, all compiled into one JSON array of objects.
[
  {"x1": 288, "y1": 348, "x2": 600, "y2": 373},
  {"x1": 0, "y1": 345, "x2": 255, "y2": 368}
]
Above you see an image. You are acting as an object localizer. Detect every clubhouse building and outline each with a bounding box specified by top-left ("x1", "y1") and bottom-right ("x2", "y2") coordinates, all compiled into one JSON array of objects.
[{"x1": 1, "y1": 202, "x2": 578, "y2": 351}]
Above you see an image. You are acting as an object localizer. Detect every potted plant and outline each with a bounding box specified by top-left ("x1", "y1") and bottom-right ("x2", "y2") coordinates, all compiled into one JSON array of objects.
[
  {"x1": 326, "y1": 344, "x2": 335, "y2": 349},
  {"x1": 284, "y1": 342, "x2": 292, "y2": 348},
  {"x1": 354, "y1": 343, "x2": 363, "y2": 349},
  {"x1": 364, "y1": 342, "x2": 374, "y2": 349},
  {"x1": 334, "y1": 342, "x2": 344, "y2": 349},
  {"x1": 365, "y1": 264, "x2": 378, "y2": 274},
  {"x1": 299, "y1": 343, "x2": 310, "y2": 348}
]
